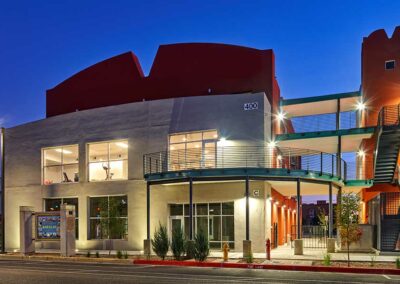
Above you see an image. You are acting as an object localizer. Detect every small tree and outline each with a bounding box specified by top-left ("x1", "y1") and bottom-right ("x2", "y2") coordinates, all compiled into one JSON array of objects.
[
  {"x1": 171, "y1": 226, "x2": 185, "y2": 260},
  {"x1": 151, "y1": 223, "x2": 169, "y2": 260},
  {"x1": 99, "y1": 197, "x2": 127, "y2": 255},
  {"x1": 194, "y1": 229, "x2": 209, "y2": 262},
  {"x1": 336, "y1": 192, "x2": 362, "y2": 267}
]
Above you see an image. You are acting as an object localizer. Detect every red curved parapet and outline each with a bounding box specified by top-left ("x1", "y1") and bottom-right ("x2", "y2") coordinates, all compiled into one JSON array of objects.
[{"x1": 46, "y1": 43, "x2": 279, "y2": 117}]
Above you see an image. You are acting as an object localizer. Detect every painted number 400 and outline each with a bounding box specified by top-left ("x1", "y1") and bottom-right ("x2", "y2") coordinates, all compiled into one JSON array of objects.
[{"x1": 244, "y1": 102, "x2": 258, "y2": 111}]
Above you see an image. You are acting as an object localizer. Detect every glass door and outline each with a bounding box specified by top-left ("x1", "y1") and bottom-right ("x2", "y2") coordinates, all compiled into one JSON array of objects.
[{"x1": 170, "y1": 216, "x2": 184, "y2": 239}]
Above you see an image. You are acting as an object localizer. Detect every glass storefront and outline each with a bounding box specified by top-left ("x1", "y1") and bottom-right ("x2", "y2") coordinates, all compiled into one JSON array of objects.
[
  {"x1": 44, "y1": 198, "x2": 79, "y2": 239},
  {"x1": 169, "y1": 202, "x2": 234, "y2": 249}
]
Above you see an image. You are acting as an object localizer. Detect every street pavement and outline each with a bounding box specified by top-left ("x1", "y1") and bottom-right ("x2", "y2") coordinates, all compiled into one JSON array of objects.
[{"x1": 0, "y1": 259, "x2": 399, "y2": 283}]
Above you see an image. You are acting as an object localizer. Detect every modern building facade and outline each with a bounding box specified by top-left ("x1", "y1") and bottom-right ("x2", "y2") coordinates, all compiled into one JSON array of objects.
[{"x1": 1, "y1": 27, "x2": 399, "y2": 254}]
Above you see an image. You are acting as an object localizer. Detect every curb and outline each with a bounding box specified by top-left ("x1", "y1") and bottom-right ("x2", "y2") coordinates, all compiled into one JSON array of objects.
[{"x1": 132, "y1": 259, "x2": 400, "y2": 275}]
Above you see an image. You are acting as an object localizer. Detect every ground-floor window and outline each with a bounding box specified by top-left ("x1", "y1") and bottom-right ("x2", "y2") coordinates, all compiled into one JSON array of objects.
[
  {"x1": 44, "y1": 198, "x2": 79, "y2": 239},
  {"x1": 89, "y1": 195, "x2": 128, "y2": 239},
  {"x1": 169, "y1": 202, "x2": 234, "y2": 249}
]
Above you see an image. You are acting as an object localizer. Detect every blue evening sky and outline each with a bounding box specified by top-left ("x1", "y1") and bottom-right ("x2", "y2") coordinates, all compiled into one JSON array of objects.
[{"x1": 1, "y1": 0, "x2": 399, "y2": 127}]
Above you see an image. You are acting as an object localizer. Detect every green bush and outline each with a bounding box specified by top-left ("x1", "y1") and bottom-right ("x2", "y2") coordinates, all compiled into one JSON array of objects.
[
  {"x1": 123, "y1": 251, "x2": 128, "y2": 259},
  {"x1": 245, "y1": 251, "x2": 253, "y2": 264},
  {"x1": 193, "y1": 229, "x2": 209, "y2": 262},
  {"x1": 95, "y1": 251, "x2": 100, "y2": 258},
  {"x1": 185, "y1": 240, "x2": 195, "y2": 260},
  {"x1": 151, "y1": 223, "x2": 170, "y2": 260},
  {"x1": 86, "y1": 251, "x2": 91, "y2": 258},
  {"x1": 323, "y1": 253, "x2": 331, "y2": 266},
  {"x1": 116, "y1": 250, "x2": 123, "y2": 259},
  {"x1": 396, "y1": 257, "x2": 400, "y2": 269},
  {"x1": 171, "y1": 226, "x2": 185, "y2": 260}
]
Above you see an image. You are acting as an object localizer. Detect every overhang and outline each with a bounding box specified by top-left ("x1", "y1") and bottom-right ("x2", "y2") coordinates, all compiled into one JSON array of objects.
[{"x1": 281, "y1": 91, "x2": 361, "y2": 117}]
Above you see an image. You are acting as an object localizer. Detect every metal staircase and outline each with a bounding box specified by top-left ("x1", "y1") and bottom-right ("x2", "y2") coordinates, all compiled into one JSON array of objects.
[{"x1": 374, "y1": 104, "x2": 400, "y2": 184}]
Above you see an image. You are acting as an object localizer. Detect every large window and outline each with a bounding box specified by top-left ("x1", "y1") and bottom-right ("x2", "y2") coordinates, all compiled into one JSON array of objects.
[
  {"x1": 169, "y1": 202, "x2": 234, "y2": 249},
  {"x1": 44, "y1": 198, "x2": 79, "y2": 239},
  {"x1": 89, "y1": 195, "x2": 128, "y2": 239},
  {"x1": 169, "y1": 130, "x2": 218, "y2": 171},
  {"x1": 88, "y1": 140, "x2": 128, "y2": 181},
  {"x1": 43, "y1": 145, "x2": 79, "y2": 185}
]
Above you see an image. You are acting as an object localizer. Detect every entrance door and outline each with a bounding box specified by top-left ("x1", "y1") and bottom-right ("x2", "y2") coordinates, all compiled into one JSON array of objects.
[{"x1": 170, "y1": 216, "x2": 184, "y2": 239}]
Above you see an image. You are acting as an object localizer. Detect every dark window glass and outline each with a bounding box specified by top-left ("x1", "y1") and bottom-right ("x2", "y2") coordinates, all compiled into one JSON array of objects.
[
  {"x1": 109, "y1": 196, "x2": 128, "y2": 217},
  {"x1": 196, "y1": 203, "x2": 208, "y2": 215},
  {"x1": 385, "y1": 60, "x2": 395, "y2": 70},
  {"x1": 222, "y1": 216, "x2": 234, "y2": 242},
  {"x1": 45, "y1": 199, "x2": 62, "y2": 211},
  {"x1": 90, "y1": 197, "x2": 108, "y2": 218},
  {"x1": 209, "y1": 203, "x2": 221, "y2": 215},
  {"x1": 222, "y1": 202, "x2": 234, "y2": 215},
  {"x1": 170, "y1": 204, "x2": 183, "y2": 216}
]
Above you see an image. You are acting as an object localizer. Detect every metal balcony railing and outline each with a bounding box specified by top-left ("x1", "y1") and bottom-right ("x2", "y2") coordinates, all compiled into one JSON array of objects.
[
  {"x1": 377, "y1": 104, "x2": 400, "y2": 127},
  {"x1": 143, "y1": 146, "x2": 347, "y2": 180}
]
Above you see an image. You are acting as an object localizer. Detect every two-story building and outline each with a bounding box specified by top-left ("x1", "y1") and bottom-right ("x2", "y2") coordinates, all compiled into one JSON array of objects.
[{"x1": 1, "y1": 27, "x2": 399, "y2": 255}]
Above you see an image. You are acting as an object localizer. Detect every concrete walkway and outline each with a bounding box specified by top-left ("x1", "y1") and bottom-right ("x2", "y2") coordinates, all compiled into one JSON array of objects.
[{"x1": 27, "y1": 247, "x2": 400, "y2": 262}]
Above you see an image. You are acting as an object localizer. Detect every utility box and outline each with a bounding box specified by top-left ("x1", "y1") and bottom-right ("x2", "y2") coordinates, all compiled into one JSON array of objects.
[{"x1": 60, "y1": 204, "x2": 76, "y2": 257}]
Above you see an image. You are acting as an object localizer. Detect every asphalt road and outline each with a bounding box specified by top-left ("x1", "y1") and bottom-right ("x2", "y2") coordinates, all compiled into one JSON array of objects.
[{"x1": 0, "y1": 259, "x2": 399, "y2": 284}]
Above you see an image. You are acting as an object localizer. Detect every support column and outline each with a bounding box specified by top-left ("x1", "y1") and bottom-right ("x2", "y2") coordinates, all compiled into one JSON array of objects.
[
  {"x1": 328, "y1": 182, "x2": 333, "y2": 238},
  {"x1": 189, "y1": 178, "x2": 193, "y2": 240},
  {"x1": 294, "y1": 178, "x2": 303, "y2": 255},
  {"x1": 144, "y1": 182, "x2": 151, "y2": 256},
  {"x1": 19, "y1": 206, "x2": 35, "y2": 255},
  {"x1": 296, "y1": 179, "x2": 301, "y2": 239},
  {"x1": 245, "y1": 176, "x2": 250, "y2": 241},
  {"x1": 243, "y1": 176, "x2": 252, "y2": 258},
  {"x1": 337, "y1": 135, "x2": 342, "y2": 178}
]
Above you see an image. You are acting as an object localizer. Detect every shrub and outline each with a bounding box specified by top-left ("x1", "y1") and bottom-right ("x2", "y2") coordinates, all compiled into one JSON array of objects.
[
  {"x1": 116, "y1": 250, "x2": 123, "y2": 259},
  {"x1": 185, "y1": 240, "x2": 195, "y2": 260},
  {"x1": 370, "y1": 255, "x2": 376, "y2": 267},
  {"x1": 396, "y1": 257, "x2": 400, "y2": 269},
  {"x1": 171, "y1": 226, "x2": 185, "y2": 260},
  {"x1": 245, "y1": 251, "x2": 253, "y2": 264},
  {"x1": 123, "y1": 251, "x2": 128, "y2": 259},
  {"x1": 86, "y1": 251, "x2": 91, "y2": 258},
  {"x1": 151, "y1": 223, "x2": 169, "y2": 260},
  {"x1": 193, "y1": 229, "x2": 209, "y2": 262},
  {"x1": 323, "y1": 253, "x2": 331, "y2": 266},
  {"x1": 95, "y1": 251, "x2": 100, "y2": 258}
]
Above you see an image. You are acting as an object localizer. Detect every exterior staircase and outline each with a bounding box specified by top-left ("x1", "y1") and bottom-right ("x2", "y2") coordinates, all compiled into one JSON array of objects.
[{"x1": 374, "y1": 104, "x2": 400, "y2": 184}]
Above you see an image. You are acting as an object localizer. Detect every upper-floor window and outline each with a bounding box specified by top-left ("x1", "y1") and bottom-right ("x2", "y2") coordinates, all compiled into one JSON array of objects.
[
  {"x1": 169, "y1": 130, "x2": 218, "y2": 170},
  {"x1": 88, "y1": 140, "x2": 128, "y2": 181},
  {"x1": 43, "y1": 145, "x2": 79, "y2": 185},
  {"x1": 385, "y1": 60, "x2": 395, "y2": 70}
]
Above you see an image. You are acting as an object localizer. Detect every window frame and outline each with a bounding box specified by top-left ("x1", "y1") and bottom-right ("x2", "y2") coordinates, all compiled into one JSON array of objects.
[
  {"x1": 88, "y1": 195, "x2": 128, "y2": 240},
  {"x1": 385, "y1": 60, "x2": 395, "y2": 70},
  {"x1": 87, "y1": 139, "x2": 129, "y2": 182},
  {"x1": 168, "y1": 130, "x2": 218, "y2": 171},
  {"x1": 42, "y1": 144, "x2": 79, "y2": 185}
]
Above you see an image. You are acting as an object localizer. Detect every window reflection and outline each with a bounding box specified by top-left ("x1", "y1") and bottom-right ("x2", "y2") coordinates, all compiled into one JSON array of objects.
[
  {"x1": 169, "y1": 130, "x2": 217, "y2": 171},
  {"x1": 43, "y1": 145, "x2": 79, "y2": 185},
  {"x1": 88, "y1": 140, "x2": 128, "y2": 181}
]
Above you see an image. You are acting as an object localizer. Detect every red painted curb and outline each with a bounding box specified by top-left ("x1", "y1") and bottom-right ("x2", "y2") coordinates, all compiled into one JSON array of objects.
[{"x1": 132, "y1": 259, "x2": 400, "y2": 275}]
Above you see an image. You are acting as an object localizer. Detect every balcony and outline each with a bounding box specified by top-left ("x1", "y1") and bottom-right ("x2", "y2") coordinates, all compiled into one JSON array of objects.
[{"x1": 143, "y1": 146, "x2": 347, "y2": 182}]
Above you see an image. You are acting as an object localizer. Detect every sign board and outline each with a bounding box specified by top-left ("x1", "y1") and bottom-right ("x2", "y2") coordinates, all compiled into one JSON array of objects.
[
  {"x1": 243, "y1": 102, "x2": 258, "y2": 111},
  {"x1": 36, "y1": 212, "x2": 61, "y2": 241}
]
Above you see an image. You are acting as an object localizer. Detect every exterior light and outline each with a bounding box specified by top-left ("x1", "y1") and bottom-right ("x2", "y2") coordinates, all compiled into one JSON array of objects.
[
  {"x1": 275, "y1": 201, "x2": 279, "y2": 205},
  {"x1": 219, "y1": 137, "x2": 228, "y2": 146},
  {"x1": 282, "y1": 205, "x2": 286, "y2": 208},
  {"x1": 356, "y1": 101, "x2": 366, "y2": 111},
  {"x1": 116, "y1": 142, "x2": 128, "y2": 149},
  {"x1": 268, "y1": 141, "x2": 276, "y2": 148},
  {"x1": 170, "y1": 146, "x2": 175, "y2": 150},
  {"x1": 357, "y1": 150, "x2": 365, "y2": 157},
  {"x1": 268, "y1": 197, "x2": 273, "y2": 201},
  {"x1": 277, "y1": 111, "x2": 286, "y2": 121},
  {"x1": 213, "y1": 134, "x2": 218, "y2": 138},
  {"x1": 277, "y1": 155, "x2": 282, "y2": 160}
]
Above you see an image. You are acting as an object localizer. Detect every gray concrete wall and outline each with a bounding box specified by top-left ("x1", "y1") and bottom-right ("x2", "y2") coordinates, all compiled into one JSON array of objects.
[{"x1": 4, "y1": 92, "x2": 271, "y2": 252}]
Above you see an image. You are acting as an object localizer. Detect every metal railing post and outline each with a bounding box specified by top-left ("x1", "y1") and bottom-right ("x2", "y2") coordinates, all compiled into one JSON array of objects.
[{"x1": 320, "y1": 152, "x2": 323, "y2": 175}]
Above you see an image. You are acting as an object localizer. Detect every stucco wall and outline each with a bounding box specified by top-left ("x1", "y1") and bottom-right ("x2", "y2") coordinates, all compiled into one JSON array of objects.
[{"x1": 4, "y1": 92, "x2": 272, "y2": 252}]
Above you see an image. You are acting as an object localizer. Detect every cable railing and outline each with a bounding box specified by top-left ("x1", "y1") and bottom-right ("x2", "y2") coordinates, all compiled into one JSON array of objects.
[
  {"x1": 283, "y1": 111, "x2": 357, "y2": 134},
  {"x1": 143, "y1": 146, "x2": 347, "y2": 180}
]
